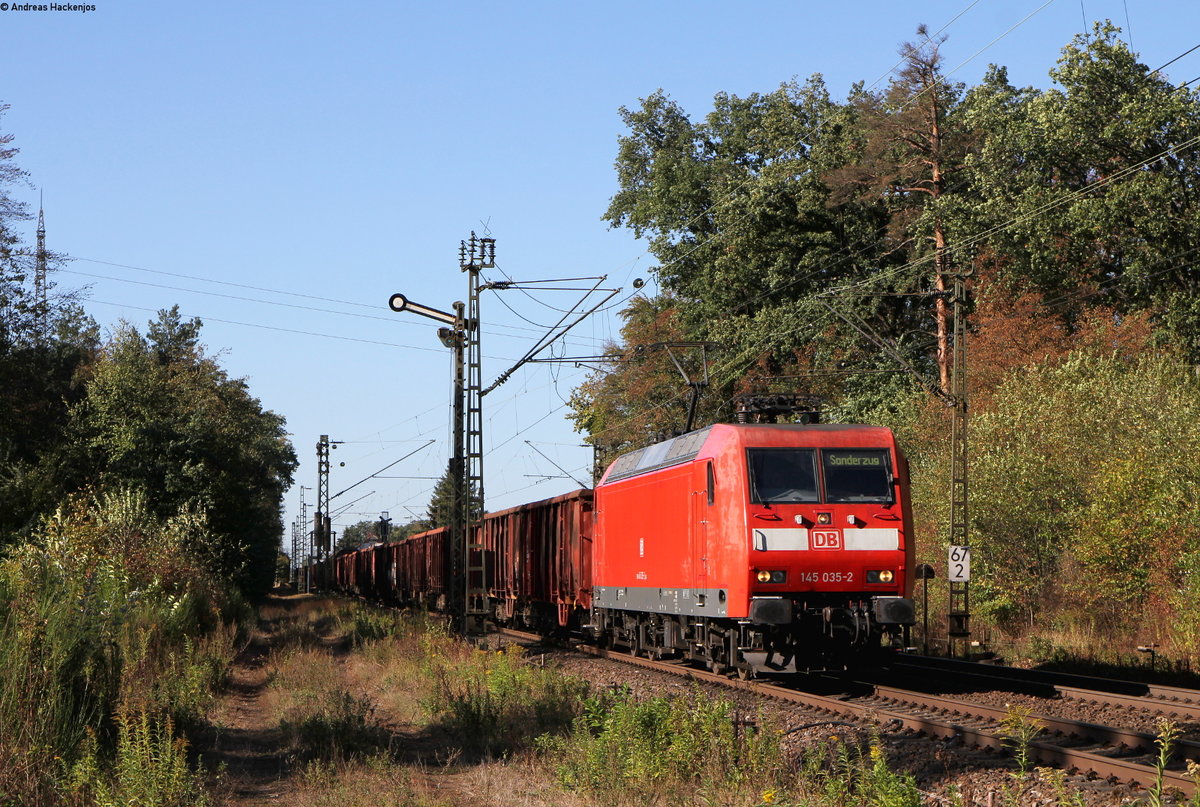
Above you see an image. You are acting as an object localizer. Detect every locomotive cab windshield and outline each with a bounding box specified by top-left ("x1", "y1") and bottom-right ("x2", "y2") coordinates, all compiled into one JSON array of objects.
[
  {"x1": 748, "y1": 447, "x2": 894, "y2": 504},
  {"x1": 823, "y1": 448, "x2": 894, "y2": 503},
  {"x1": 747, "y1": 448, "x2": 819, "y2": 503}
]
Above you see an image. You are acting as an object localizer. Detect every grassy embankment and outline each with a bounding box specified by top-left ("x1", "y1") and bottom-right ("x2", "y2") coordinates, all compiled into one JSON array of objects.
[
  {"x1": 255, "y1": 599, "x2": 924, "y2": 807},
  {"x1": 0, "y1": 489, "x2": 247, "y2": 806},
  {"x1": 261, "y1": 599, "x2": 1200, "y2": 807}
]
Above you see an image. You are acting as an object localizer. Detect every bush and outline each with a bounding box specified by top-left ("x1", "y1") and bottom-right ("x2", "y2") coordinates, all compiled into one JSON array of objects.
[
  {"x1": 906, "y1": 344, "x2": 1200, "y2": 652},
  {"x1": 0, "y1": 489, "x2": 238, "y2": 804},
  {"x1": 423, "y1": 643, "x2": 589, "y2": 756},
  {"x1": 538, "y1": 685, "x2": 785, "y2": 801},
  {"x1": 280, "y1": 690, "x2": 391, "y2": 763},
  {"x1": 348, "y1": 605, "x2": 409, "y2": 647}
]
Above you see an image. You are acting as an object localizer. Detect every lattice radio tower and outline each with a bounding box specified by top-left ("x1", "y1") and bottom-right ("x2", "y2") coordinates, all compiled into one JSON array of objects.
[{"x1": 34, "y1": 195, "x2": 48, "y2": 338}]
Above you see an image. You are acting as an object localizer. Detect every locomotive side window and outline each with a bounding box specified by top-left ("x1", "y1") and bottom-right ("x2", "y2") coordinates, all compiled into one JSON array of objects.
[
  {"x1": 823, "y1": 449, "x2": 893, "y2": 503},
  {"x1": 747, "y1": 449, "x2": 819, "y2": 504},
  {"x1": 706, "y1": 461, "x2": 715, "y2": 506}
]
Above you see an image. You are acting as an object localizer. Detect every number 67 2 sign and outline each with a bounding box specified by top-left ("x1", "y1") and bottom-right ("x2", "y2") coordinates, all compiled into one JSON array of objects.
[{"x1": 948, "y1": 546, "x2": 971, "y2": 582}]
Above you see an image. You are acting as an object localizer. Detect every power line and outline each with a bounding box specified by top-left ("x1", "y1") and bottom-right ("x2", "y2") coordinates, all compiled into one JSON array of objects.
[
  {"x1": 1151, "y1": 42, "x2": 1200, "y2": 75},
  {"x1": 331, "y1": 440, "x2": 437, "y2": 501},
  {"x1": 86, "y1": 299, "x2": 448, "y2": 351},
  {"x1": 69, "y1": 255, "x2": 606, "y2": 348},
  {"x1": 63, "y1": 267, "x2": 415, "y2": 325},
  {"x1": 75, "y1": 255, "x2": 384, "y2": 310},
  {"x1": 525, "y1": 130, "x2": 1200, "y2": 457},
  {"x1": 294, "y1": 8, "x2": 1172, "y2": 528}
]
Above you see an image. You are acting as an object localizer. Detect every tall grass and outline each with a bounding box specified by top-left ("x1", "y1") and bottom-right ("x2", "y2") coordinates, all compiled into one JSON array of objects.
[
  {"x1": 266, "y1": 605, "x2": 399, "y2": 764},
  {"x1": 0, "y1": 489, "x2": 240, "y2": 804},
  {"x1": 256, "y1": 601, "x2": 937, "y2": 807},
  {"x1": 537, "y1": 686, "x2": 784, "y2": 802},
  {"x1": 794, "y1": 736, "x2": 922, "y2": 807},
  {"x1": 422, "y1": 642, "x2": 588, "y2": 756},
  {"x1": 67, "y1": 707, "x2": 211, "y2": 807}
]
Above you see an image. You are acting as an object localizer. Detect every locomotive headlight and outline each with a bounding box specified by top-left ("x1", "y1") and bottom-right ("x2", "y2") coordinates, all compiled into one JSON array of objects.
[
  {"x1": 756, "y1": 570, "x2": 787, "y2": 584},
  {"x1": 757, "y1": 570, "x2": 772, "y2": 583},
  {"x1": 879, "y1": 569, "x2": 894, "y2": 583}
]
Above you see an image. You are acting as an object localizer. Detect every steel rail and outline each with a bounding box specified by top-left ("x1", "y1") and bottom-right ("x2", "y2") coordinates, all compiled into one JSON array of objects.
[
  {"x1": 892, "y1": 654, "x2": 1200, "y2": 700},
  {"x1": 496, "y1": 631, "x2": 1196, "y2": 796},
  {"x1": 1055, "y1": 685, "x2": 1200, "y2": 721},
  {"x1": 890, "y1": 654, "x2": 1200, "y2": 721},
  {"x1": 868, "y1": 684, "x2": 1200, "y2": 762}
]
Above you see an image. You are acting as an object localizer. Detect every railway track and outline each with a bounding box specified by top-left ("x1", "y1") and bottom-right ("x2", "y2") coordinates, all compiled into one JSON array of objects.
[
  {"x1": 890, "y1": 654, "x2": 1200, "y2": 722},
  {"x1": 498, "y1": 629, "x2": 1197, "y2": 797}
]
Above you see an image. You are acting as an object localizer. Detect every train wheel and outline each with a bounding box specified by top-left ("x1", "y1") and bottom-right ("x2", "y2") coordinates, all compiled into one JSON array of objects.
[
  {"x1": 707, "y1": 627, "x2": 728, "y2": 675},
  {"x1": 726, "y1": 631, "x2": 754, "y2": 679},
  {"x1": 625, "y1": 617, "x2": 644, "y2": 657}
]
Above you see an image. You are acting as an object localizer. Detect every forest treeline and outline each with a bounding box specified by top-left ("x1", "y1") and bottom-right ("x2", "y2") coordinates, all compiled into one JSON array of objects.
[
  {"x1": 0, "y1": 106, "x2": 297, "y2": 595},
  {"x1": 0, "y1": 103, "x2": 296, "y2": 800},
  {"x1": 571, "y1": 24, "x2": 1200, "y2": 653}
]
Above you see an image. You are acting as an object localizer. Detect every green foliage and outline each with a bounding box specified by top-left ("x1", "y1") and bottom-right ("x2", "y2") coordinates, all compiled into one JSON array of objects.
[
  {"x1": 0, "y1": 107, "x2": 103, "y2": 541},
  {"x1": 0, "y1": 491, "x2": 240, "y2": 804},
  {"x1": 423, "y1": 464, "x2": 482, "y2": 529},
  {"x1": 580, "y1": 22, "x2": 1200, "y2": 451},
  {"x1": 794, "y1": 736, "x2": 921, "y2": 807},
  {"x1": 423, "y1": 643, "x2": 588, "y2": 756},
  {"x1": 1149, "y1": 719, "x2": 1181, "y2": 807},
  {"x1": 280, "y1": 689, "x2": 391, "y2": 763},
  {"x1": 957, "y1": 347, "x2": 1200, "y2": 640},
  {"x1": 1033, "y1": 768, "x2": 1087, "y2": 807},
  {"x1": 998, "y1": 705, "x2": 1045, "y2": 777},
  {"x1": 337, "y1": 519, "x2": 378, "y2": 552},
  {"x1": 67, "y1": 309, "x2": 297, "y2": 596},
  {"x1": 539, "y1": 685, "x2": 784, "y2": 798},
  {"x1": 81, "y1": 707, "x2": 211, "y2": 807},
  {"x1": 347, "y1": 606, "x2": 407, "y2": 647}
]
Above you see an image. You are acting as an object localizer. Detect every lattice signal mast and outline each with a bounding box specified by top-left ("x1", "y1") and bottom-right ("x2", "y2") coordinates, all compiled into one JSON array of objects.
[
  {"x1": 460, "y1": 232, "x2": 495, "y2": 629},
  {"x1": 314, "y1": 436, "x2": 337, "y2": 588},
  {"x1": 947, "y1": 268, "x2": 973, "y2": 657},
  {"x1": 460, "y1": 232, "x2": 494, "y2": 516}
]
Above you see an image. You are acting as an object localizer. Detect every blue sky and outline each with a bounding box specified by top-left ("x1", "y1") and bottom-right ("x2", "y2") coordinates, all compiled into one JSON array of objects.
[{"x1": 3, "y1": 1, "x2": 1198, "y2": 556}]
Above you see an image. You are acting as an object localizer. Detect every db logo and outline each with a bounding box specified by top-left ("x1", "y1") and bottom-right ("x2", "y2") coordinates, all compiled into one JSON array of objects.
[{"x1": 810, "y1": 529, "x2": 842, "y2": 550}]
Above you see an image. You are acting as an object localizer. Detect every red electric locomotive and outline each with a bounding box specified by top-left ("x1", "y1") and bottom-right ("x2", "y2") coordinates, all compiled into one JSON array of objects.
[
  {"x1": 326, "y1": 422, "x2": 915, "y2": 674},
  {"x1": 588, "y1": 423, "x2": 915, "y2": 674}
]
